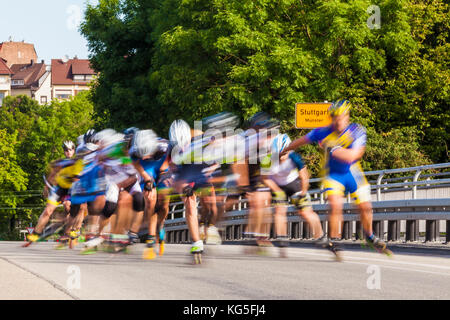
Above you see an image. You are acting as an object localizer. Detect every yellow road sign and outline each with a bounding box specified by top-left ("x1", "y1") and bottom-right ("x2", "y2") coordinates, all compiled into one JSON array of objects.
[{"x1": 295, "y1": 103, "x2": 332, "y2": 128}]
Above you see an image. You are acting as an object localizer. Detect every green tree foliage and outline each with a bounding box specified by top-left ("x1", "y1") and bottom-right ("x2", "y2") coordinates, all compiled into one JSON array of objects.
[
  {"x1": 81, "y1": 0, "x2": 448, "y2": 169},
  {"x1": 0, "y1": 93, "x2": 95, "y2": 236},
  {"x1": 81, "y1": 0, "x2": 157, "y2": 130},
  {"x1": 0, "y1": 130, "x2": 28, "y2": 239}
]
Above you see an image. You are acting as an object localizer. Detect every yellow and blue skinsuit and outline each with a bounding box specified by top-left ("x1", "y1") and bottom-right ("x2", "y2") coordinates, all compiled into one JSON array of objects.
[{"x1": 305, "y1": 123, "x2": 371, "y2": 204}]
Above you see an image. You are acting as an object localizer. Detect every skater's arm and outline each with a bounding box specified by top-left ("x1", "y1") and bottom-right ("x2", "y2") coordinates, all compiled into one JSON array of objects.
[
  {"x1": 329, "y1": 146, "x2": 365, "y2": 163},
  {"x1": 117, "y1": 176, "x2": 138, "y2": 190},
  {"x1": 282, "y1": 135, "x2": 311, "y2": 154},
  {"x1": 132, "y1": 160, "x2": 153, "y2": 185}
]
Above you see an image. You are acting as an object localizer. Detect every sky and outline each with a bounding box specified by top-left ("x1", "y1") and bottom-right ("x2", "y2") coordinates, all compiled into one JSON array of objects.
[{"x1": 0, "y1": 0, "x2": 99, "y2": 64}]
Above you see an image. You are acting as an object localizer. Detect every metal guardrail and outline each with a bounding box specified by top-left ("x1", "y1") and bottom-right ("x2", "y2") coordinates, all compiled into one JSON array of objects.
[{"x1": 164, "y1": 163, "x2": 450, "y2": 244}]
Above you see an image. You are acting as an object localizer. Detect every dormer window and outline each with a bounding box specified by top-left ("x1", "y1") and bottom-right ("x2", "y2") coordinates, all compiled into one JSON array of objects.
[
  {"x1": 73, "y1": 74, "x2": 94, "y2": 82},
  {"x1": 12, "y1": 79, "x2": 24, "y2": 86},
  {"x1": 73, "y1": 74, "x2": 85, "y2": 81}
]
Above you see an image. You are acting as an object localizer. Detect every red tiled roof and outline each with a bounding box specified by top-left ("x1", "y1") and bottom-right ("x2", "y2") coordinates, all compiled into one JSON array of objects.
[
  {"x1": 10, "y1": 62, "x2": 46, "y2": 89},
  {"x1": 0, "y1": 58, "x2": 12, "y2": 75},
  {"x1": 71, "y1": 60, "x2": 95, "y2": 75},
  {"x1": 51, "y1": 59, "x2": 96, "y2": 85}
]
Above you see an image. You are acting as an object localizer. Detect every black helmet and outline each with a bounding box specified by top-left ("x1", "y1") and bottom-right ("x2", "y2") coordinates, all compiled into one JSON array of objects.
[
  {"x1": 83, "y1": 129, "x2": 97, "y2": 144},
  {"x1": 123, "y1": 127, "x2": 139, "y2": 142},
  {"x1": 247, "y1": 112, "x2": 279, "y2": 129}
]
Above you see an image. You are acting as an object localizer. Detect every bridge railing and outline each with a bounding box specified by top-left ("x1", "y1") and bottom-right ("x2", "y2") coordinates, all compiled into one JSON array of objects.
[{"x1": 164, "y1": 163, "x2": 450, "y2": 244}]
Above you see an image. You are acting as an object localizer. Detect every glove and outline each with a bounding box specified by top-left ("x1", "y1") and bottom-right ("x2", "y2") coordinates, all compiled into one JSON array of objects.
[
  {"x1": 183, "y1": 185, "x2": 195, "y2": 197},
  {"x1": 144, "y1": 177, "x2": 155, "y2": 191}
]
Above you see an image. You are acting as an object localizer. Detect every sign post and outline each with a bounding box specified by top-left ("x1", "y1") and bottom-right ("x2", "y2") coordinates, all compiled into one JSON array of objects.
[{"x1": 295, "y1": 102, "x2": 332, "y2": 129}]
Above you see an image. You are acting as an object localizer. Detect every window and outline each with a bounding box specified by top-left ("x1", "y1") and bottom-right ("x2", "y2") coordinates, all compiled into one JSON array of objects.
[
  {"x1": 40, "y1": 96, "x2": 47, "y2": 104},
  {"x1": 73, "y1": 75, "x2": 85, "y2": 81},
  {"x1": 0, "y1": 76, "x2": 8, "y2": 84},
  {"x1": 0, "y1": 92, "x2": 4, "y2": 106},
  {"x1": 56, "y1": 94, "x2": 71, "y2": 100},
  {"x1": 73, "y1": 74, "x2": 95, "y2": 82},
  {"x1": 12, "y1": 79, "x2": 24, "y2": 86}
]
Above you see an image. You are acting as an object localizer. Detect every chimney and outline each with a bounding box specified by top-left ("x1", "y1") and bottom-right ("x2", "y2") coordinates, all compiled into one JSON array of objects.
[
  {"x1": 41, "y1": 59, "x2": 44, "y2": 64},
  {"x1": 30, "y1": 59, "x2": 34, "y2": 66}
]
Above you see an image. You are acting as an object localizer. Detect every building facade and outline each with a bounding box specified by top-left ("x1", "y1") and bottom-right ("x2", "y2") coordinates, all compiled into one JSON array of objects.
[
  {"x1": 0, "y1": 58, "x2": 12, "y2": 106},
  {"x1": 0, "y1": 41, "x2": 37, "y2": 67},
  {"x1": 10, "y1": 60, "x2": 51, "y2": 104},
  {"x1": 51, "y1": 58, "x2": 96, "y2": 100}
]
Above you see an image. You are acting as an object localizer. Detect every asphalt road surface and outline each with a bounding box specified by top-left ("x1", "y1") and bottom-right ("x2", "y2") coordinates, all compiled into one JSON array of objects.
[{"x1": 1, "y1": 241, "x2": 450, "y2": 300}]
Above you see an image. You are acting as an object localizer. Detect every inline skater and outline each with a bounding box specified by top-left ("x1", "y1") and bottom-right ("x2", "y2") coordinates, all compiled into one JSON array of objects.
[
  {"x1": 128, "y1": 129, "x2": 166, "y2": 259},
  {"x1": 81, "y1": 129, "x2": 145, "y2": 254},
  {"x1": 152, "y1": 137, "x2": 175, "y2": 256},
  {"x1": 25, "y1": 140, "x2": 83, "y2": 246},
  {"x1": 66, "y1": 136, "x2": 105, "y2": 250},
  {"x1": 199, "y1": 112, "x2": 245, "y2": 244},
  {"x1": 283, "y1": 99, "x2": 391, "y2": 260},
  {"x1": 169, "y1": 119, "x2": 209, "y2": 264},
  {"x1": 242, "y1": 112, "x2": 279, "y2": 254},
  {"x1": 263, "y1": 133, "x2": 326, "y2": 257}
]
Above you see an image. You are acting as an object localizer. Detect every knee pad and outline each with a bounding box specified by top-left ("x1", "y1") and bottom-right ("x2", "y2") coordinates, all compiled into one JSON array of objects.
[
  {"x1": 291, "y1": 192, "x2": 312, "y2": 210},
  {"x1": 69, "y1": 204, "x2": 81, "y2": 218},
  {"x1": 132, "y1": 192, "x2": 145, "y2": 212},
  {"x1": 102, "y1": 201, "x2": 118, "y2": 218}
]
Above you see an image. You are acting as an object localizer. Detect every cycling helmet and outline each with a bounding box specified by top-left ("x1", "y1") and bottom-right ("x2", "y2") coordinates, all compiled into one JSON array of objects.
[
  {"x1": 123, "y1": 127, "x2": 139, "y2": 140},
  {"x1": 130, "y1": 129, "x2": 158, "y2": 158},
  {"x1": 248, "y1": 111, "x2": 270, "y2": 128},
  {"x1": 62, "y1": 140, "x2": 75, "y2": 151},
  {"x1": 95, "y1": 129, "x2": 124, "y2": 147},
  {"x1": 169, "y1": 119, "x2": 191, "y2": 148},
  {"x1": 202, "y1": 112, "x2": 240, "y2": 132},
  {"x1": 247, "y1": 111, "x2": 280, "y2": 130},
  {"x1": 272, "y1": 134, "x2": 291, "y2": 154},
  {"x1": 329, "y1": 99, "x2": 351, "y2": 116},
  {"x1": 83, "y1": 129, "x2": 97, "y2": 144}
]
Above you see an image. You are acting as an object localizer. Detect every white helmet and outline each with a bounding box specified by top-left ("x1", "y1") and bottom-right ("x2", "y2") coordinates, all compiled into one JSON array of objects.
[
  {"x1": 62, "y1": 140, "x2": 75, "y2": 151},
  {"x1": 130, "y1": 129, "x2": 158, "y2": 158},
  {"x1": 169, "y1": 119, "x2": 191, "y2": 148},
  {"x1": 95, "y1": 129, "x2": 124, "y2": 148},
  {"x1": 272, "y1": 133, "x2": 291, "y2": 154}
]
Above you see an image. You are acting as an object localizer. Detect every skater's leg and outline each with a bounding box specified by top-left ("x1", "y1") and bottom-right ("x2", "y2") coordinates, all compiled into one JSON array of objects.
[{"x1": 327, "y1": 194, "x2": 343, "y2": 240}]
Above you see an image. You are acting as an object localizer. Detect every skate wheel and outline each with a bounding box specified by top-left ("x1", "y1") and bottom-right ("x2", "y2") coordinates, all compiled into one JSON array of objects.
[
  {"x1": 384, "y1": 249, "x2": 393, "y2": 257},
  {"x1": 143, "y1": 248, "x2": 156, "y2": 260},
  {"x1": 257, "y1": 249, "x2": 268, "y2": 256},
  {"x1": 69, "y1": 239, "x2": 77, "y2": 249},
  {"x1": 279, "y1": 248, "x2": 288, "y2": 258},
  {"x1": 80, "y1": 248, "x2": 97, "y2": 255},
  {"x1": 193, "y1": 253, "x2": 202, "y2": 264}
]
